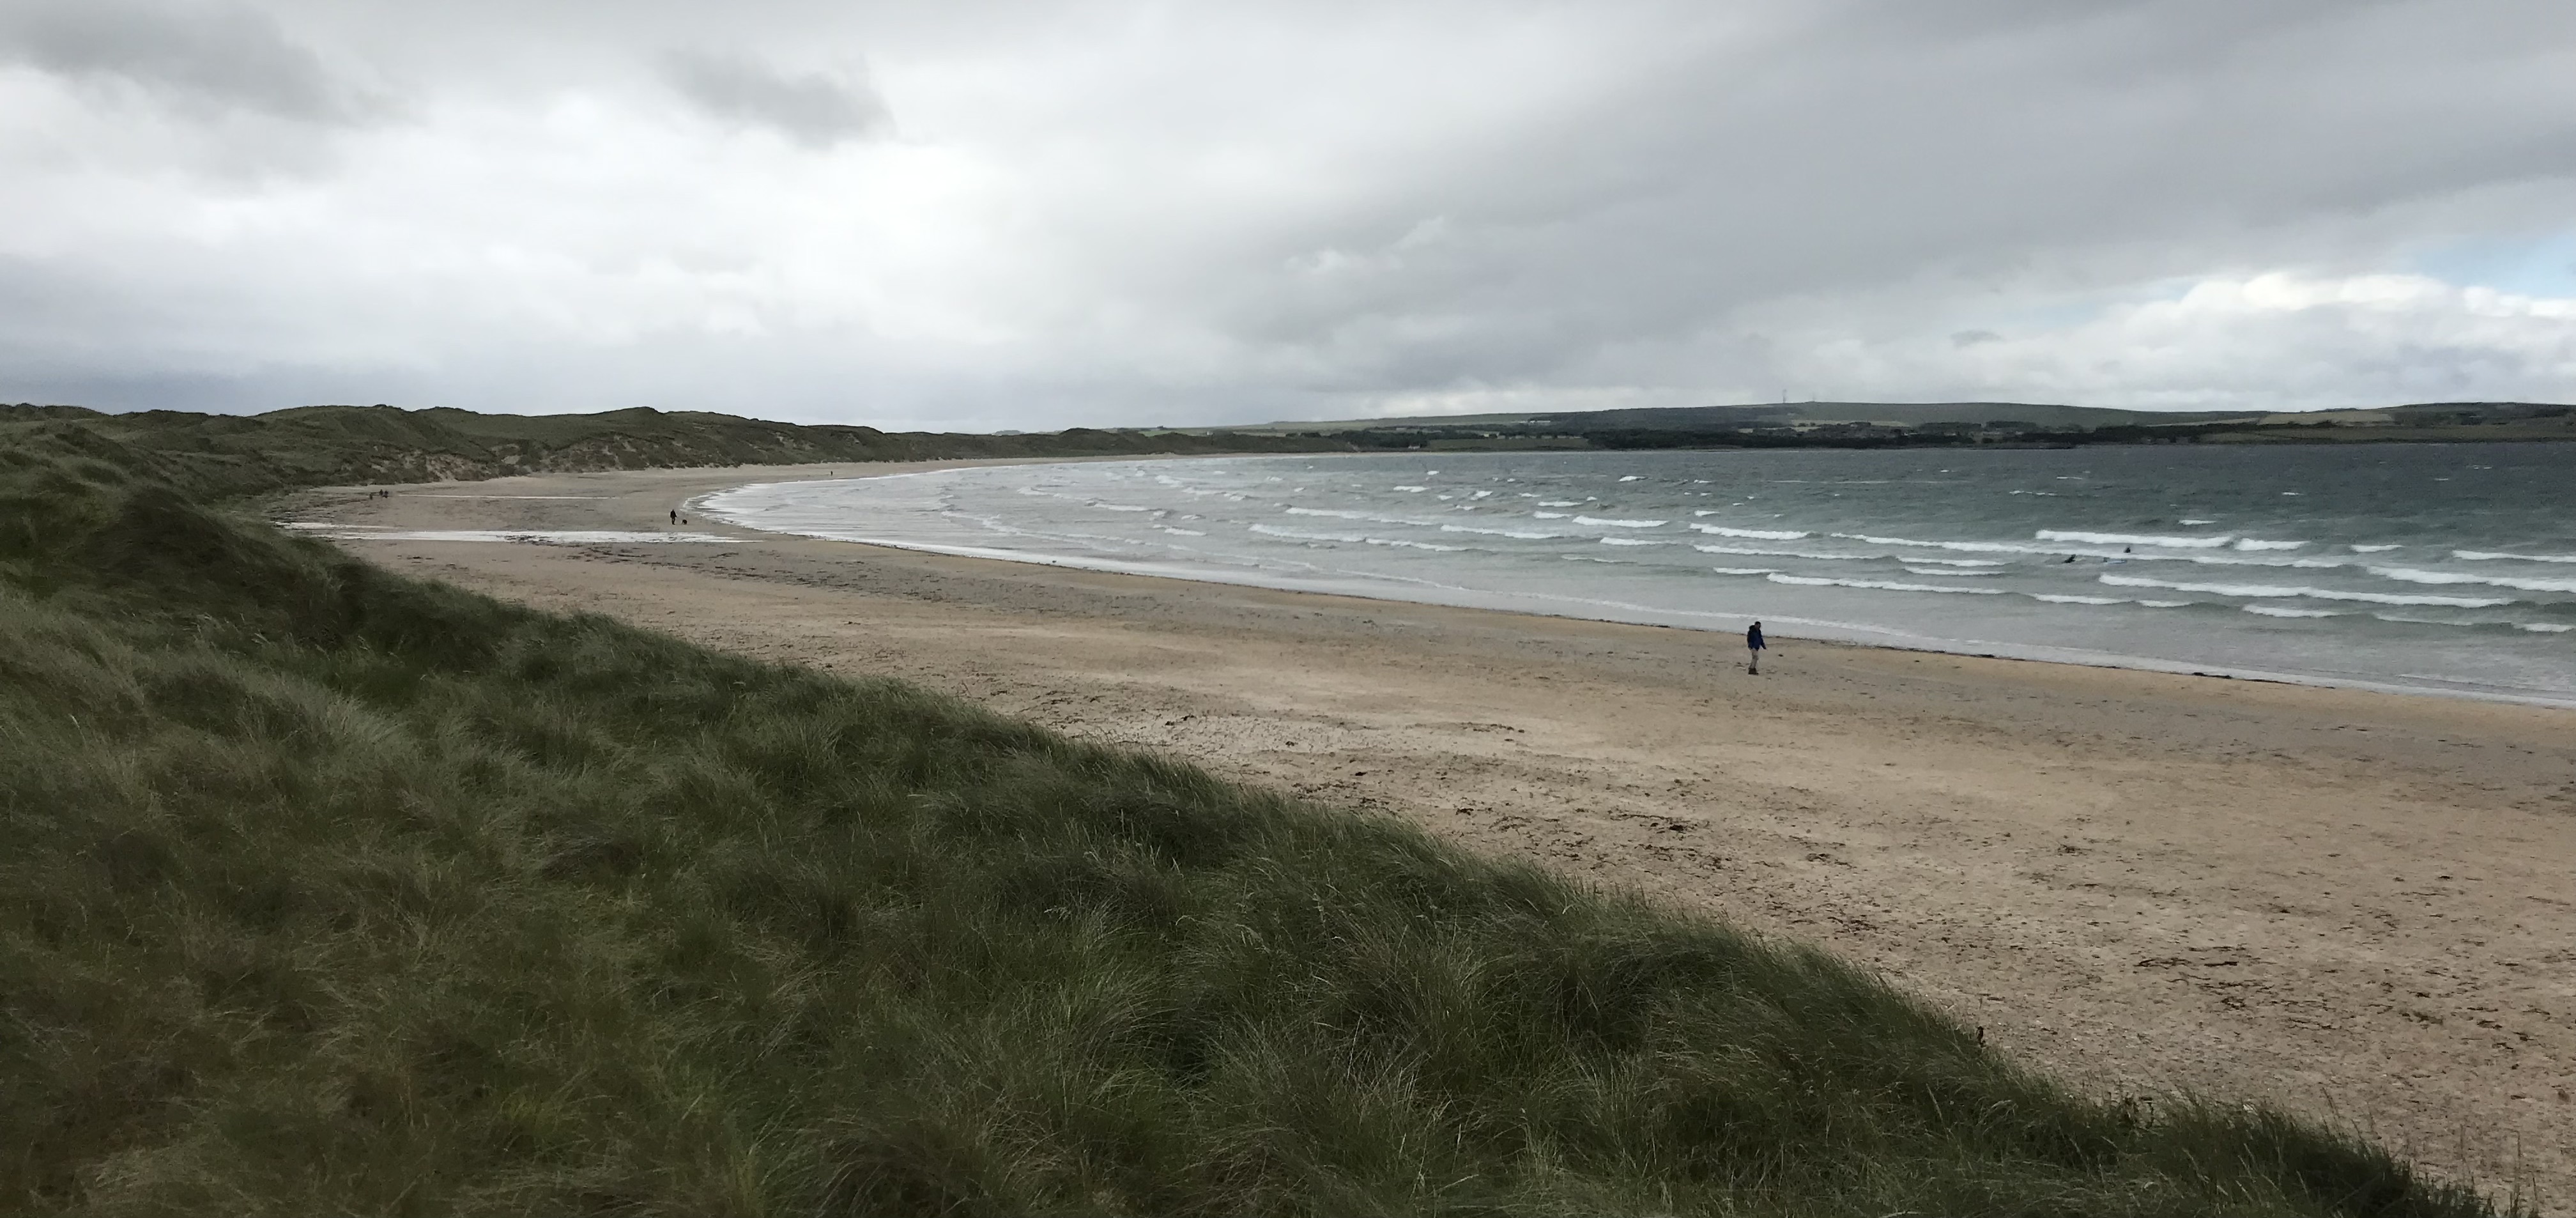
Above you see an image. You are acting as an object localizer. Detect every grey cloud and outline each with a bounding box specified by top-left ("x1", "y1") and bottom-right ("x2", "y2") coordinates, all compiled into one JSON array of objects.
[
  {"x1": 0, "y1": 0, "x2": 378, "y2": 123},
  {"x1": 662, "y1": 50, "x2": 888, "y2": 148}
]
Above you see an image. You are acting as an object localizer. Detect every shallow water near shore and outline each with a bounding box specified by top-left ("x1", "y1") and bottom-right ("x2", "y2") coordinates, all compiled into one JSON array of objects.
[{"x1": 702, "y1": 443, "x2": 2576, "y2": 705}]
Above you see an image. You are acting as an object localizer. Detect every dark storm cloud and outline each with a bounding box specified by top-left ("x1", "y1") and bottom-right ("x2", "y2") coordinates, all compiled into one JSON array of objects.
[
  {"x1": 661, "y1": 50, "x2": 888, "y2": 148},
  {"x1": 0, "y1": 0, "x2": 377, "y2": 123}
]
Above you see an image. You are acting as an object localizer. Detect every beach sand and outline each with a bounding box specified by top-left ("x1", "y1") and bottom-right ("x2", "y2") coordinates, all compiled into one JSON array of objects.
[{"x1": 286, "y1": 462, "x2": 2576, "y2": 1206}]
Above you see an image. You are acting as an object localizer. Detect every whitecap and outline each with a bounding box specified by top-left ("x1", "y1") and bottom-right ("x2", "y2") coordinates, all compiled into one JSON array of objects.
[
  {"x1": 2234, "y1": 538, "x2": 2308, "y2": 551},
  {"x1": 1618, "y1": 475, "x2": 1642, "y2": 482},
  {"x1": 2520, "y1": 622, "x2": 2576, "y2": 633},
  {"x1": 2098, "y1": 573, "x2": 2513, "y2": 608},
  {"x1": 2454, "y1": 550, "x2": 2576, "y2": 564},
  {"x1": 1692, "y1": 544, "x2": 1875, "y2": 561},
  {"x1": 1534, "y1": 512, "x2": 1570, "y2": 519},
  {"x1": 1601, "y1": 537, "x2": 1669, "y2": 546},
  {"x1": 1574, "y1": 516, "x2": 1669, "y2": 528},
  {"x1": 1439, "y1": 523, "x2": 1566, "y2": 539},
  {"x1": 1392, "y1": 485, "x2": 1429, "y2": 493},
  {"x1": 2030, "y1": 594, "x2": 2126, "y2": 605},
  {"x1": 1768, "y1": 574, "x2": 2007, "y2": 595},
  {"x1": 2370, "y1": 566, "x2": 2576, "y2": 594},
  {"x1": 2036, "y1": 529, "x2": 2234, "y2": 549},
  {"x1": 1708, "y1": 566, "x2": 1777, "y2": 576},
  {"x1": 2350, "y1": 544, "x2": 2402, "y2": 553},
  {"x1": 1690, "y1": 523, "x2": 1809, "y2": 540},
  {"x1": 1538, "y1": 500, "x2": 1584, "y2": 507},
  {"x1": 2181, "y1": 519, "x2": 2220, "y2": 525},
  {"x1": 2244, "y1": 605, "x2": 2343, "y2": 618},
  {"x1": 1906, "y1": 567, "x2": 2001, "y2": 576}
]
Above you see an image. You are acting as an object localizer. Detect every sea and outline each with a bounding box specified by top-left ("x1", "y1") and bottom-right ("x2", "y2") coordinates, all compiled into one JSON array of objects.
[{"x1": 699, "y1": 443, "x2": 2576, "y2": 707}]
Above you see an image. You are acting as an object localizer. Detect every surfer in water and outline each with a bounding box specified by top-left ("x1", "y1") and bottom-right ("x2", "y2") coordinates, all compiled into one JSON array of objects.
[{"x1": 1747, "y1": 621, "x2": 1767, "y2": 675}]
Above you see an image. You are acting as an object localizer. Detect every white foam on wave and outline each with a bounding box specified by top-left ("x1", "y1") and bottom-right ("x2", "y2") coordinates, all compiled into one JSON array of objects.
[
  {"x1": 1906, "y1": 557, "x2": 2005, "y2": 567},
  {"x1": 2037, "y1": 529, "x2": 2234, "y2": 549},
  {"x1": 1248, "y1": 524, "x2": 1464, "y2": 551},
  {"x1": 1769, "y1": 574, "x2": 2006, "y2": 595},
  {"x1": 2244, "y1": 605, "x2": 2343, "y2": 618},
  {"x1": 2521, "y1": 622, "x2": 2576, "y2": 633},
  {"x1": 1708, "y1": 566, "x2": 1777, "y2": 576},
  {"x1": 1392, "y1": 485, "x2": 1429, "y2": 493},
  {"x1": 1158, "y1": 527, "x2": 1206, "y2": 536},
  {"x1": 1284, "y1": 507, "x2": 1373, "y2": 520},
  {"x1": 2031, "y1": 594, "x2": 2126, "y2": 605},
  {"x1": 2370, "y1": 566, "x2": 2576, "y2": 594},
  {"x1": 2234, "y1": 538, "x2": 2308, "y2": 551},
  {"x1": 2181, "y1": 518, "x2": 2219, "y2": 525},
  {"x1": 1618, "y1": 475, "x2": 1642, "y2": 482},
  {"x1": 2350, "y1": 544, "x2": 2402, "y2": 553},
  {"x1": 1538, "y1": 500, "x2": 1584, "y2": 507},
  {"x1": 1575, "y1": 515, "x2": 1669, "y2": 528},
  {"x1": 1906, "y1": 566, "x2": 2000, "y2": 576},
  {"x1": 1836, "y1": 532, "x2": 2039, "y2": 554},
  {"x1": 2455, "y1": 550, "x2": 2576, "y2": 564},
  {"x1": 1089, "y1": 502, "x2": 1157, "y2": 513},
  {"x1": 1693, "y1": 543, "x2": 1874, "y2": 561},
  {"x1": 1690, "y1": 523, "x2": 1809, "y2": 540},
  {"x1": 1534, "y1": 511, "x2": 1570, "y2": 519},
  {"x1": 1601, "y1": 537, "x2": 1669, "y2": 546},
  {"x1": 1439, "y1": 523, "x2": 1566, "y2": 539},
  {"x1": 2098, "y1": 573, "x2": 2513, "y2": 608}
]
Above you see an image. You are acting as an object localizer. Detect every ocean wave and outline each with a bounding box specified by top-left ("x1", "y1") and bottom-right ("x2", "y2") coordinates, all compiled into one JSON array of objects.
[
  {"x1": 1906, "y1": 566, "x2": 2000, "y2": 576},
  {"x1": 1835, "y1": 533, "x2": 2043, "y2": 554},
  {"x1": 1088, "y1": 502, "x2": 1158, "y2": 513},
  {"x1": 1158, "y1": 527, "x2": 1206, "y2": 536},
  {"x1": 1692, "y1": 543, "x2": 1875, "y2": 561},
  {"x1": 2244, "y1": 605, "x2": 2343, "y2": 618},
  {"x1": 2181, "y1": 518, "x2": 2219, "y2": 525},
  {"x1": 1439, "y1": 523, "x2": 1566, "y2": 539},
  {"x1": 1534, "y1": 512, "x2": 1570, "y2": 518},
  {"x1": 1601, "y1": 537, "x2": 1669, "y2": 546},
  {"x1": 1906, "y1": 557, "x2": 2006, "y2": 567},
  {"x1": 2521, "y1": 622, "x2": 2576, "y2": 633},
  {"x1": 1574, "y1": 516, "x2": 1669, "y2": 528},
  {"x1": 1284, "y1": 507, "x2": 1373, "y2": 520},
  {"x1": 1618, "y1": 475, "x2": 1642, "y2": 482},
  {"x1": 2350, "y1": 544, "x2": 2402, "y2": 553},
  {"x1": 1539, "y1": 500, "x2": 1584, "y2": 507},
  {"x1": 2234, "y1": 538, "x2": 2308, "y2": 551},
  {"x1": 2036, "y1": 529, "x2": 2234, "y2": 549},
  {"x1": 1769, "y1": 574, "x2": 2007, "y2": 595},
  {"x1": 1690, "y1": 523, "x2": 1809, "y2": 540},
  {"x1": 1708, "y1": 566, "x2": 1777, "y2": 576},
  {"x1": 2030, "y1": 594, "x2": 2126, "y2": 605},
  {"x1": 2097, "y1": 573, "x2": 2513, "y2": 608},
  {"x1": 2454, "y1": 550, "x2": 2576, "y2": 564},
  {"x1": 1248, "y1": 524, "x2": 1465, "y2": 551},
  {"x1": 1392, "y1": 485, "x2": 1429, "y2": 493},
  {"x1": 2370, "y1": 566, "x2": 2576, "y2": 593}
]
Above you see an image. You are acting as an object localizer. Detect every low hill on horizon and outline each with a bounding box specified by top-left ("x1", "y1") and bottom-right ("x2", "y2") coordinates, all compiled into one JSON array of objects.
[{"x1": 1218, "y1": 399, "x2": 2571, "y2": 435}]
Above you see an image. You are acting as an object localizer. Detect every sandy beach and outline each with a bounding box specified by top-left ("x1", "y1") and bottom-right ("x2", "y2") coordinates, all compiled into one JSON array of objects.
[{"x1": 284, "y1": 461, "x2": 2576, "y2": 1206}]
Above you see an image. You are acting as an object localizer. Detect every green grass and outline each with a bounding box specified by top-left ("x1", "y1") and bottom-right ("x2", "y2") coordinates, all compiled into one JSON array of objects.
[{"x1": 0, "y1": 453, "x2": 2504, "y2": 1214}]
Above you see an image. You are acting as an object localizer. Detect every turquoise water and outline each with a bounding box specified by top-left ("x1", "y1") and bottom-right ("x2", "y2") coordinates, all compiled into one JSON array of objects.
[{"x1": 702, "y1": 443, "x2": 2576, "y2": 705}]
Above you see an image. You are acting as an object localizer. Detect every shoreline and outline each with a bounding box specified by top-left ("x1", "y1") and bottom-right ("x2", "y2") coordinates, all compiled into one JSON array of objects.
[
  {"x1": 282, "y1": 461, "x2": 2576, "y2": 1206},
  {"x1": 683, "y1": 461, "x2": 2576, "y2": 713}
]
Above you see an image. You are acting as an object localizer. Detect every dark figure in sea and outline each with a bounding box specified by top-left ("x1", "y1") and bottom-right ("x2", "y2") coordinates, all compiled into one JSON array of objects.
[
  {"x1": 670, "y1": 509, "x2": 678, "y2": 525},
  {"x1": 1747, "y1": 621, "x2": 1767, "y2": 675}
]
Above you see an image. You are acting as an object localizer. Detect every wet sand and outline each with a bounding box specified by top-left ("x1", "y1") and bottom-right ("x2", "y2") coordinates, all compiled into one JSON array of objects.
[{"x1": 284, "y1": 462, "x2": 2576, "y2": 1206}]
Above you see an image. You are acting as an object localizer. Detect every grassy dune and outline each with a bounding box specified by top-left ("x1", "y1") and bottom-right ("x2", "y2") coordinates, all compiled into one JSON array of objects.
[{"x1": 0, "y1": 451, "x2": 2501, "y2": 1214}]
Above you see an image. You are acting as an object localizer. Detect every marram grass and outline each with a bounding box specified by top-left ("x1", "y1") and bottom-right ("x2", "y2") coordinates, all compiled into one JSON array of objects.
[{"x1": 0, "y1": 459, "x2": 2502, "y2": 1215}]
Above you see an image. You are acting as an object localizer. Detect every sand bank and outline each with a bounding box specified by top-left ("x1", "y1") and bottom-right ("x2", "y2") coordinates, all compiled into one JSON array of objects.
[{"x1": 284, "y1": 462, "x2": 2576, "y2": 1206}]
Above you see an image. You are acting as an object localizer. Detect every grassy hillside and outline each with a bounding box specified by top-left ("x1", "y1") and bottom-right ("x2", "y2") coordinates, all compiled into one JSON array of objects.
[
  {"x1": 0, "y1": 403, "x2": 1333, "y2": 502},
  {"x1": 0, "y1": 440, "x2": 2508, "y2": 1214}
]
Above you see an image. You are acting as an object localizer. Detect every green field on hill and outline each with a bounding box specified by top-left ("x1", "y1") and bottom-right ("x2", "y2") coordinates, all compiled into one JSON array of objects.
[{"x1": 0, "y1": 423, "x2": 2512, "y2": 1214}]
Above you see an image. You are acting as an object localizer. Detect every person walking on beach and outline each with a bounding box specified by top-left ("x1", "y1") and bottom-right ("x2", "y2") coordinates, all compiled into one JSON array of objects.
[
  {"x1": 1746, "y1": 621, "x2": 1767, "y2": 675},
  {"x1": 669, "y1": 509, "x2": 678, "y2": 525}
]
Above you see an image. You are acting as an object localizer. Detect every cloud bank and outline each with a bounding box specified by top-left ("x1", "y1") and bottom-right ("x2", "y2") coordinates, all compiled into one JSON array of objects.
[{"x1": 1, "y1": 0, "x2": 2572, "y2": 428}]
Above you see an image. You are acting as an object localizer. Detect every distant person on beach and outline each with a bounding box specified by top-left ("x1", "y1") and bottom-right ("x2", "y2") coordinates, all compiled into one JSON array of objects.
[
  {"x1": 1747, "y1": 621, "x2": 1767, "y2": 674},
  {"x1": 670, "y1": 509, "x2": 677, "y2": 525}
]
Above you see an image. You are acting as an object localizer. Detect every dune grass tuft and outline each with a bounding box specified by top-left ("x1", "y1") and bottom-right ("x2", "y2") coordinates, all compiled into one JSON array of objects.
[{"x1": 0, "y1": 459, "x2": 2501, "y2": 1215}]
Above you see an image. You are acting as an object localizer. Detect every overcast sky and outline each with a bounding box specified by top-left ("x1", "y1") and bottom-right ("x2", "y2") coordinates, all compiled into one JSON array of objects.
[{"x1": 3, "y1": 0, "x2": 2573, "y2": 429}]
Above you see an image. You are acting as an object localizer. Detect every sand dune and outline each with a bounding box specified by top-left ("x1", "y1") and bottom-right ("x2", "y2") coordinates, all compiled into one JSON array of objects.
[{"x1": 284, "y1": 461, "x2": 2576, "y2": 1208}]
